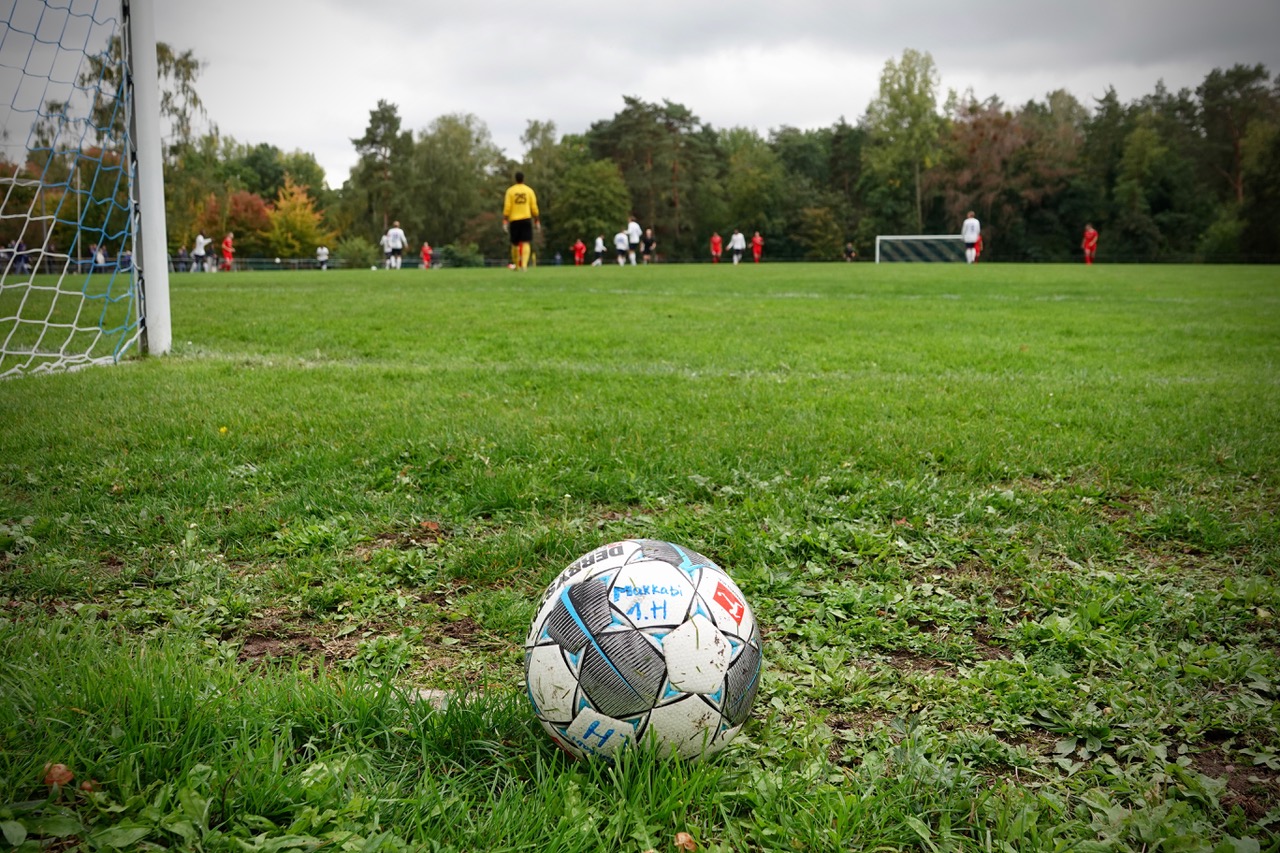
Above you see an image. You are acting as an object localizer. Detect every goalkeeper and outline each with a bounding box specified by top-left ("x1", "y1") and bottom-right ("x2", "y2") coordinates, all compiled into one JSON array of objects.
[{"x1": 502, "y1": 171, "x2": 540, "y2": 271}]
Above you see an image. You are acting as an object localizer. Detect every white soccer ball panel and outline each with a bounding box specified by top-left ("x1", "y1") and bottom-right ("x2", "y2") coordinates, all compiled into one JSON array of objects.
[
  {"x1": 608, "y1": 559, "x2": 696, "y2": 628},
  {"x1": 645, "y1": 695, "x2": 725, "y2": 758},
  {"x1": 526, "y1": 645, "x2": 578, "y2": 723},
  {"x1": 695, "y1": 568, "x2": 757, "y2": 639},
  {"x1": 662, "y1": 614, "x2": 730, "y2": 693},
  {"x1": 563, "y1": 707, "x2": 636, "y2": 760}
]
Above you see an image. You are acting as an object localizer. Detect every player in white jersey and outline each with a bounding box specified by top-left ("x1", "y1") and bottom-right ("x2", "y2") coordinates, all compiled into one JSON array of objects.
[
  {"x1": 378, "y1": 232, "x2": 391, "y2": 268},
  {"x1": 386, "y1": 221, "x2": 408, "y2": 268},
  {"x1": 613, "y1": 230, "x2": 630, "y2": 266},
  {"x1": 592, "y1": 235, "x2": 605, "y2": 266},
  {"x1": 192, "y1": 232, "x2": 211, "y2": 272},
  {"x1": 961, "y1": 212, "x2": 981, "y2": 264},
  {"x1": 626, "y1": 216, "x2": 642, "y2": 265},
  {"x1": 726, "y1": 229, "x2": 747, "y2": 265}
]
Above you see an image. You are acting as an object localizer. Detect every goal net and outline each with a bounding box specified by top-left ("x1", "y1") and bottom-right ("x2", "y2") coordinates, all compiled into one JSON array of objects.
[
  {"x1": 1, "y1": 0, "x2": 169, "y2": 379},
  {"x1": 875, "y1": 235, "x2": 965, "y2": 263}
]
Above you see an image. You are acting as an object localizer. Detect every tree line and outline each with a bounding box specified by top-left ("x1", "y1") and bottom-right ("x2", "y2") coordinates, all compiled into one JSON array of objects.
[{"x1": 7, "y1": 45, "x2": 1278, "y2": 264}]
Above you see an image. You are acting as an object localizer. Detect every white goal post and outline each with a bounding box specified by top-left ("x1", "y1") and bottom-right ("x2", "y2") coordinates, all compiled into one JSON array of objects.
[
  {"x1": 0, "y1": 0, "x2": 169, "y2": 379},
  {"x1": 875, "y1": 234, "x2": 965, "y2": 263}
]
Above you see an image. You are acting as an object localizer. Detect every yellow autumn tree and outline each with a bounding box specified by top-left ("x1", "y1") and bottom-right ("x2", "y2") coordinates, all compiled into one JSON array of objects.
[{"x1": 263, "y1": 176, "x2": 335, "y2": 259}]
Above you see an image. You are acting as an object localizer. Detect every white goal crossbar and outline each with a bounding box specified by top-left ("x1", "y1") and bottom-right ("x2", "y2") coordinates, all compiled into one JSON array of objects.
[{"x1": 875, "y1": 234, "x2": 965, "y2": 263}]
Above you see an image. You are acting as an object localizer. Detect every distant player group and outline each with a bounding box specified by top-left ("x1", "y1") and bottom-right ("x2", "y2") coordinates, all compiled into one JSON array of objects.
[
  {"x1": 960, "y1": 211, "x2": 1098, "y2": 265},
  {"x1": 315, "y1": 172, "x2": 1102, "y2": 273},
  {"x1": 373, "y1": 221, "x2": 432, "y2": 270}
]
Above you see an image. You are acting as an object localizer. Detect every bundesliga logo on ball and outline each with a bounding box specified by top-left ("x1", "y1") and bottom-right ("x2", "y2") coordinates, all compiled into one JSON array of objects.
[{"x1": 524, "y1": 539, "x2": 763, "y2": 761}]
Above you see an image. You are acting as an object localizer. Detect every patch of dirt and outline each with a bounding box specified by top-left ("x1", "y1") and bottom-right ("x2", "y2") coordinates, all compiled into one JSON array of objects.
[
  {"x1": 236, "y1": 611, "x2": 358, "y2": 665},
  {"x1": 997, "y1": 728, "x2": 1059, "y2": 756},
  {"x1": 827, "y1": 709, "x2": 894, "y2": 734},
  {"x1": 354, "y1": 520, "x2": 446, "y2": 558},
  {"x1": 1191, "y1": 748, "x2": 1280, "y2": 822},
  {"x1": 238, "y1": 633, "x2": 325, "y2": 662},
  {"x1": 971, "y1": 626, "x2": 1012, "y2": 660},
  {"x1": 825, "y1": 709, "x2": 897, "y2": 765},
  {"x1": 437, "y1": 615, "x2": 483, "y2": 641},
  {"x1": 884, "y1": 648, "x2": 955, "y2": 673}
]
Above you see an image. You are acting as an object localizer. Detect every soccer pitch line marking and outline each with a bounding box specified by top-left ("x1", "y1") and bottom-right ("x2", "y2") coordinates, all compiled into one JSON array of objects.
[
  {"x1": 165, "y1": 349, "x2": 1260, "y2": 386},
  {"x1": 172, "y1": 282, "x2": 1278, "y2": 309}
]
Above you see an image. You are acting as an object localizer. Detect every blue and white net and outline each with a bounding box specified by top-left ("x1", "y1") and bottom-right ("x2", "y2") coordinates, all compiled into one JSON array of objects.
[{"x1": 1, "y1": 0, "x2": 140, "y2": 378}]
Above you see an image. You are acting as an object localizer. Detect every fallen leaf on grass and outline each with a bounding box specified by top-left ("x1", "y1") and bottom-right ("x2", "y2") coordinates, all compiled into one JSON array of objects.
[
  {"x1": 675, "y1": 832, "x2": 696, "y2": 851},
  {"x1": 43, "y1": 763, "x2": 73, "y2": 786}
]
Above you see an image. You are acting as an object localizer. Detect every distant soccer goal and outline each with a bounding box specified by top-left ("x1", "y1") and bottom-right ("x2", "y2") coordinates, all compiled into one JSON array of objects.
[
  {"x1": 875, "y1": 235, "x2": 965, "y2": 263},
  {"x1": 1, "y1": 0, "x2": 169, "y2": 379}
]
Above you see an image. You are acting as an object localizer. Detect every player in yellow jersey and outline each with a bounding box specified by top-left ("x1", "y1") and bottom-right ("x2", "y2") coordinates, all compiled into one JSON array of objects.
[{"x1": 502, "y1": 171, "x2": 540, "y2": 271}]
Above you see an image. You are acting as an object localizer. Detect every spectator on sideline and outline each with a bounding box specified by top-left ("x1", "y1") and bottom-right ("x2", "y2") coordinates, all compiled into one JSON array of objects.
[
  {"x1": 961, "y1": 211, "x2": 981, "y2": 264},
  {"x1": 727, "y1": 229, "x2": 746, "y2": 265},
  {"x1": 176, "y1": 245, "x2": 190, "y2": 271},
  {"x1": 571, "y1": 238, "x2": 586, "y2": 266},
  {"x1": 502, "y1": 170, "x2": 540, "y2": 272},
  {"x1": 641, "y1": 228, "x2": 657, "y2": 264},
  {"x1": 316, "y1": 244, "x2": 330, "y2": 270},
  {"x1": 710, "y1": 231, "x2": 722, "y2": 264},
  {"x1": 192, "y1": 232, "x2": 210, "y2": 272},
  {"x1": 626, "y1": 215, "x2": 642, "y2": 265},
  {"x1": 1082, "y1": 223, "x2": 1099, "y2": 265},
  {"x1": 220, "y1": 232, "x2": 235, "y2": 271},
  {"x1": 844, "y1": 242, "x2": 857, "y2": 262},
  {"x1": 386, "y1": 221, "x2": 407, "y2": 269},
  {"x1": 420, "y1": 241, "x2": 432, "y2": 269},
  {"x1": 613, "y1": 229, "x2": 629, "y2": 266},
  {"x1": 751, "y1": 231, "x2": 764, "y2": 263},
  {"x1": 592, "y1": 234, "x2": 605, "y2": 266}
]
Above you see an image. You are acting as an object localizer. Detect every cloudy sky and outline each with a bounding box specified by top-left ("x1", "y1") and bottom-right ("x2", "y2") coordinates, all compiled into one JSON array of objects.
[{"x1": 6, "y1": 0, "x2": 1280, "y2": 187}]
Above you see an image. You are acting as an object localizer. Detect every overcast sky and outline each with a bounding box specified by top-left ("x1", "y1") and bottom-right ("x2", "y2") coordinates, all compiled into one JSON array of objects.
[{"x1": 6, "y1": 0, "x2": 1280, "y2": 187}]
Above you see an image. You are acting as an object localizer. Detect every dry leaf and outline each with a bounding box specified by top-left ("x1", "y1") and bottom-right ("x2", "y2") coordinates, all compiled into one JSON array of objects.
[
  {"x1": 80, "y1": 779, "x2": 99, "y2": 792},
  {"x1": 43, "y1": 763, "x2": 73, "y2": 786},
  {"x1": 675, "y1": 832, "x2": 696, "y2": 851}
]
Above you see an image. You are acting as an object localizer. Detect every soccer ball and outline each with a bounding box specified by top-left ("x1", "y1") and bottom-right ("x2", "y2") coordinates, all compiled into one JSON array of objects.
[
  {"x1": 525, "y1": 539, "x2": 762, "y2": 761},
  {"x1": 370, "y1": 265, "x2": 377, "y2": 271},
  {"x1": 273, "y1": 257, "x2": 281, "y2": 264}
]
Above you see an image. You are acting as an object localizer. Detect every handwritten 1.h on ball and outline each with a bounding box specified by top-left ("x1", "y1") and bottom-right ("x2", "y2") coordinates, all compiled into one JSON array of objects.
[{"x1": 524, "y1": 539, "x2": 763, "y2": 760}]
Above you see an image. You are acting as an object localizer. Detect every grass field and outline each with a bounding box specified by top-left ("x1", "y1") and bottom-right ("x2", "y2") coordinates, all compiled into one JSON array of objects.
[{"x1": 2, "y1": 262, "x2": 1278, "y2": 851}]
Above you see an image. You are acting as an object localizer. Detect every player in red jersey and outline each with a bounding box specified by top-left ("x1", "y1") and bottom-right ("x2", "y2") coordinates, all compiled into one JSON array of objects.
[
  {"x1": 751, "y1": 231, "x2": 764, "y2": 263},
  {"x1": 1082, "y1": 224, "x2": 1098, "y2": 265},
  {"x1": 709, "y1": 232, "x2": 722, "y2": 263},
  {"x1": 420, "y1": 241, "x2": 432, "y2": 269},
  {"x1": 974, "y1": 234, "x2": 983, "y2": 262},
  {"x1": 220, "y1": 232, "x2": 234, "y2": 271},
  {"x1": 571, "y1": 238, "x2": 586, "y2": 266}
]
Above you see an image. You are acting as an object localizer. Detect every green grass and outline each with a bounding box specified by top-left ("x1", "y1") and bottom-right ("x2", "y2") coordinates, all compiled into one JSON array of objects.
[{"x1": 2, "y1": 262, "x2": 1278, "y2": 851}]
